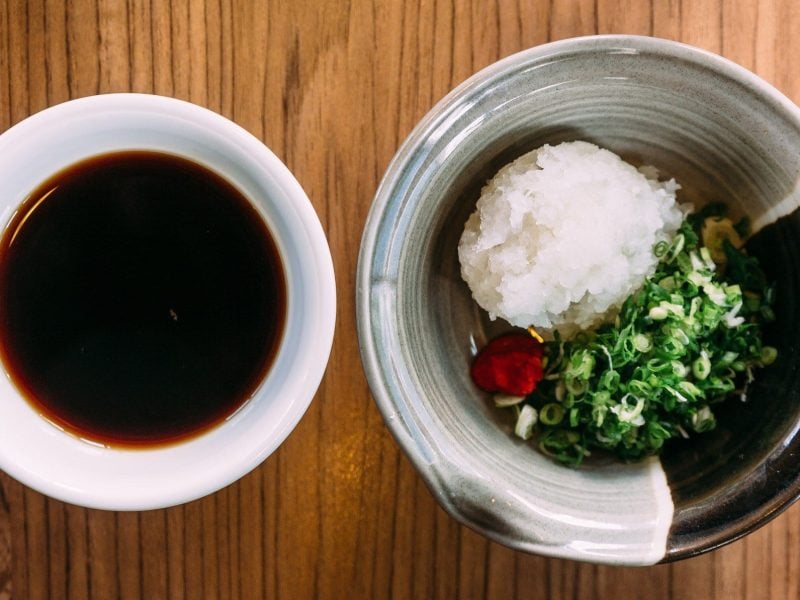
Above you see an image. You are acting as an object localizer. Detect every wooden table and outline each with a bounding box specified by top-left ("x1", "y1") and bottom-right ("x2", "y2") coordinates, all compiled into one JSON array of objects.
[{"x1": 1, "y1": 1, "x2": 799, "y2": 598}]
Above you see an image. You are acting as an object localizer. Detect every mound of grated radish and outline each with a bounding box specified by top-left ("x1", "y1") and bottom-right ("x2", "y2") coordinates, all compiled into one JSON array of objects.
[{"x1": 458, "y1": 141, "x2": 687, "y2": 337}]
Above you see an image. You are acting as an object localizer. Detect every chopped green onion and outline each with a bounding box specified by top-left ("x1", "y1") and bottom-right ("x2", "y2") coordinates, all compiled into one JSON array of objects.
[
  {"x1": 633, "y1": 334, "x2": 652, "y2": 353},
  {"x1": 678, "y1": 380, "x2": 702, "y2": 398},
  {"x1": 671, "y1": 360, "x2": 688, "y2": 377},
  {"x1": 658, "y1": 275, "x2": 676, "y2": 291},
  {"x1": 494, "y1": 394, "x2": 526, "y2": 407},
  {"x1": 691, "y1": 406, "x2": 715, "y2": 433},
  {"x1": 539, "y1": 403, "x2": 565, "y2": 425},
  {"x1": 760, "y1": 346, "x2": 777, "y2": 366},
  {"x1": 692, "y1": 351, "x2": 711, "y2": 380},
  {"x1": 649, "y1": 306, "x2": 668, "y2": 320},
  {"x1": 514, "y1": 405, "x2": 537, "y2": 440},
  {"x1": 565, "y1": 377, "x2": 587, "y2": 396},
  {"x1": 667, "y1": 234, "x2": 685, "y2": 261},
  {"x1": 610, "y1": 395, "x2": 645, "y2": 425}
]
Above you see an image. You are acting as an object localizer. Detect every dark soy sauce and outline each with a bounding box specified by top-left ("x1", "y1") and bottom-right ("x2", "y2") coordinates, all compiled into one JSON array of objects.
[{"x1": 0, "y1": 151, "x2": 286, "y2": 446}]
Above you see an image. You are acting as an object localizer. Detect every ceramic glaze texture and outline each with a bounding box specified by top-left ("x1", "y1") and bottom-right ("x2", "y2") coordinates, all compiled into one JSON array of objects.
[{"x1": 357, "y1": 35, "x2": 800, "y2": 565}]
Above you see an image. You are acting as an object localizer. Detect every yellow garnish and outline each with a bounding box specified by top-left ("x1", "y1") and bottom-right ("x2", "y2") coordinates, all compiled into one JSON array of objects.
[
  {"x1": 527, "y1": 326, "x2": 544, "y2": 343},
  {"x1": 701, "y1": 217, "x2": 743, "y2": 264}
]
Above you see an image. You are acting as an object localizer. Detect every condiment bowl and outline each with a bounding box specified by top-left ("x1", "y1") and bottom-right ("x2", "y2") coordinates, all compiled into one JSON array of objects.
[
  {"x1": 357, "y1": 35, "x2": 800, "y2": 564},
  {"x1": 0, "y1": 94, "x2": 336, "y2": 510}
]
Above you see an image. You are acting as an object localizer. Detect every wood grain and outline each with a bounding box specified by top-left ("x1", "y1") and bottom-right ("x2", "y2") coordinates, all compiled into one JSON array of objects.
[{"x1": 1, "y1": 0, "x2": 800, "y2": 598}]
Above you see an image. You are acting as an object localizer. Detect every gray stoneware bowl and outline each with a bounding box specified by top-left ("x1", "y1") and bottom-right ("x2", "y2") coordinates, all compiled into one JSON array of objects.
[{"x1": 357, "y1": 35, "x2": 800, "y2": 565}]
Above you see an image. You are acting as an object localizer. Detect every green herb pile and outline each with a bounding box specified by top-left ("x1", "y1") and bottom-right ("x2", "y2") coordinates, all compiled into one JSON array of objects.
[{"x1": 510, "y1": 204, "x2": 777, "y2": 466}]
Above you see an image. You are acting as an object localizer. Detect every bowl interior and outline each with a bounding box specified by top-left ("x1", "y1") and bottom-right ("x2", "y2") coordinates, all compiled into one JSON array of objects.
[{"x1": 360, "y1": 36, "x2": 800, "y2": 564}]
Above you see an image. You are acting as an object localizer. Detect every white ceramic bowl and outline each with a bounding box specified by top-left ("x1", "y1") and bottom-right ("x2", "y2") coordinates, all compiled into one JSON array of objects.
[
  {"x1": 0, "y1": 94, "x2": 336, "y2": 510},
  {"x1": 358, "y1": 35, "x2": 800, "y2": 565}
]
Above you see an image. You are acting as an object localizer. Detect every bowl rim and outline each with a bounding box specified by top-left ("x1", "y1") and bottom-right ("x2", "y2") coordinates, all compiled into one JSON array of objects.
[{"x1": 357, "y1": 34, "x2": 800, "y2": 564}]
